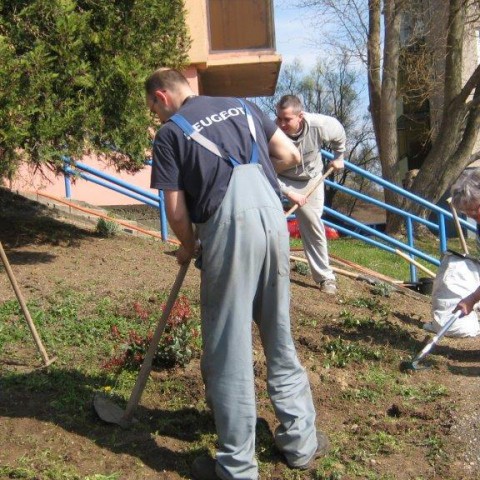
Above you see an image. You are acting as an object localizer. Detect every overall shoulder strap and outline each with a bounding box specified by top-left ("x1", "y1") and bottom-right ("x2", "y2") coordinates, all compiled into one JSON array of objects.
[
  {"x1": 238, "y1": 99, "x2": 257, "y2": 142},
  {"x1": 238, "y1": 99, "x2": 259, "y2": 165}
]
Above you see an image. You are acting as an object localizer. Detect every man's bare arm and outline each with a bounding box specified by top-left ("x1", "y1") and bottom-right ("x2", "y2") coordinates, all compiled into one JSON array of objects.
[
  {"x1": 268, "y1": 128, "x2": 301, "y2": 173},
  {"x1": 164, "y1": 190, "x2": 196, "y2": 264},
  {"x1": 454, "y1": 285, "x2": 480, "y2": 316}
]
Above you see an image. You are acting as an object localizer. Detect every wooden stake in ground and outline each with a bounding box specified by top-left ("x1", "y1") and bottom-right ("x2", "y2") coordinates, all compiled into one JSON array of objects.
[
  {"x1": 0, "y1": 241, "x2": 56, "y2": 367},
  {"x1": 446, "y1": 197, "x2": 469, "y2": 255},
  {"x1": 394, "y1": 249, "x2": 436, "y2": 278}
]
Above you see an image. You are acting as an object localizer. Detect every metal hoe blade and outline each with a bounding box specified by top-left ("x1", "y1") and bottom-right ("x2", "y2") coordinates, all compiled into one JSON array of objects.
[
  {"x1": 93, "y1": 393, "x2": 137, "y2": 428},
  {"x1": 400, "y1": 310, "x2": 462, "y2": 372},
  {"x1": 93, "y1": 262, "x2": 190, "y2": 427}
]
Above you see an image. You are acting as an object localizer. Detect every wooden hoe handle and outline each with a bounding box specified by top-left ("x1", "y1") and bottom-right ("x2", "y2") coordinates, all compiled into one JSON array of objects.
[
  {"x1": 446, "y1": 197, "x2": 469, "y2": 255},
  {"x1": 394, "y1": 249, "x2": 436, "y2": 278},
  {"x1": 285, "y1": 166, "x2": 335, "y2": 217},
  {"x1": 122, "y1": 261, "x2": 190, "y2": 422}
]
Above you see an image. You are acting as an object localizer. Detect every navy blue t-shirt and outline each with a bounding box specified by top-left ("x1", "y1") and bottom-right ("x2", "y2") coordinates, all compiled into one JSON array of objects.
[{"x1": 150, "y1": 96, "x2": 279, "y2": 223}]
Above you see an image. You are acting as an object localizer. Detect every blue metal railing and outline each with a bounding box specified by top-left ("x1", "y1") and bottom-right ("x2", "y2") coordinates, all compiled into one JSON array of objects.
[
  {"x1": 319, "y1": 149, "x2": 476, "y2": 281},
  {"x1": 62, "y1": 157, "x2": 168, "y2": 241},
  {"x1": 62, "y1": 151, "x2": 476, "y2": 283}
]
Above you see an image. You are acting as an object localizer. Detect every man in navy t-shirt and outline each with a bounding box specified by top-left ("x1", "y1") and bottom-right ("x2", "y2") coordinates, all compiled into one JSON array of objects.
[
  {"x1": 151, "y1": 95, "x2": 281, "y2": 224},
  {"x1": 145, "y1": 68, "x2": 329, "y2": 480}
]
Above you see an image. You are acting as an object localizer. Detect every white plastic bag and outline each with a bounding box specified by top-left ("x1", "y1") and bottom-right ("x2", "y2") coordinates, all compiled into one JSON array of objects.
[{"x1": 425, "y1": 252, "x2": 480, "y2": 337}]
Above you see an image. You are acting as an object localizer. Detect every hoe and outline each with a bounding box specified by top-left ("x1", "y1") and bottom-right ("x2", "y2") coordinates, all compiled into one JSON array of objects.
[{"x1": 94, "y1": 262, "x2": 189, "y2": 427}]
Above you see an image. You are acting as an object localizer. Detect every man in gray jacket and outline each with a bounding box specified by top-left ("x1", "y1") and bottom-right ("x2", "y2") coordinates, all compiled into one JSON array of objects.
[{"x1": 276, "y1": 95, "x2": 346, "y2": 294}]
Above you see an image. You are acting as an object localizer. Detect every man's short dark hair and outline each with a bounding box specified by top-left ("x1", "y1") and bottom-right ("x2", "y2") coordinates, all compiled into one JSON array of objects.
[
  {"x1": 145, "y1": 68, "x2": 190, "y2": 96},
  {"x1": 276, "y1": 95, "x2": 303, "y2": 114}
]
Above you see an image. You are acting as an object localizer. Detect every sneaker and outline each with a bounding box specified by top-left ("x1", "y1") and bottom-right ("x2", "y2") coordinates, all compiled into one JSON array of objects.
[
  {"x1": 191, "y1": 455, "x2": 222, "y2": 480},
  {"x1": 320, "y1": 279, "x2": 337, "y2": 295},
  {"x1": 291, "y1": 430, "x2": 330, "y2": 470}
]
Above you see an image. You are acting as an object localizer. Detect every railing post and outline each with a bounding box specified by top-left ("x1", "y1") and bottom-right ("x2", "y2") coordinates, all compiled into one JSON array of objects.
[
  {"x1": 64, "y1": 158, "x2": 72, "y2": 199},
  {"x1": 158, "y1": 190, "x2": 168, "y2": 241},
  {"x1": 406, "y1": 217, "x2": 416, "y2": 283},
  {"x1": 438, "y1": 212, "x2": 447, "y2": 253}
]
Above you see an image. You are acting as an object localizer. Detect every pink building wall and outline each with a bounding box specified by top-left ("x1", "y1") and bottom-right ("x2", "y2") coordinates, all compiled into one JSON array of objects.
[
  {"x1": 10, "y1": 156, "x2": 154, "y2": 206},
  {"x1": 8, "y1": 66, "x2": 200, "y2": 206}
]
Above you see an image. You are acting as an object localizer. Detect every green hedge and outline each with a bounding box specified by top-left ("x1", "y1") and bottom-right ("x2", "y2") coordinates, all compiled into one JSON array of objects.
[{"x1": 0, "y1": 0, "x2": 190, "y2": 176}]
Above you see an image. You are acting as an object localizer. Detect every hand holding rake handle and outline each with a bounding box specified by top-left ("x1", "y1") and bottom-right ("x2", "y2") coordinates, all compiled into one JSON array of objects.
[
  {"x1": 94, "y1": 261, "x2": 190, "y2": 427},
  {"x1": 284, "y1": 166, "x2": 334, "y2": 217}
]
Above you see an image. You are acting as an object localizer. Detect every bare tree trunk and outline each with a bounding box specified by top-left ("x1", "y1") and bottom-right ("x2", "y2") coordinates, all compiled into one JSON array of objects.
[
  {"x1": 367, "y1": 0, "x2": 382, "y2": 149},
  {"x1": 409, "y1": 91, "x2": 480, "y2": 216},
  {"x1": 407, "y1": 0, "x2": 480, "y2": 218},
  {"x1": 380, "y1": 0, "x2": 404, "y2": 233},
  {"x1": 444, "y1": 0, "x2": 464, "y2": 106}
]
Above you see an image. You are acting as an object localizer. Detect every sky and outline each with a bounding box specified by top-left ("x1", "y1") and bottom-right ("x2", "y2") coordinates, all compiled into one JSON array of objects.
[
  {"x1": 272, "y1": 1, "x2": 322, "y2": 69},
  {"x1": 272, "y1": 1, "x2": 370, "y2": 112}
]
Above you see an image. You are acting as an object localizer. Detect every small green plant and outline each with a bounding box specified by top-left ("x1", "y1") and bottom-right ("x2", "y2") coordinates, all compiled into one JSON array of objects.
[
  {"x1": 323, "y1": 338, "x2": 382, "y2": 368},
  {"x1": 293, "y1": 261, "x2": 310, "y2": 276},
  {"x1": 371, "y1": 282, "x2": 394, "y2": 297},
  {"x1": 313, "y1": 451, "x2": 345, "y2": 480},
  {"x1": 103, "y1": 295, "x2": 200, "y2": 370},
  {"x1": 346, "y1": 297, "x2": 390, "y2": 316},
  {"x1": 423, "y1": 383, "x2": 448, "y2": 401},
  {"x1": 423, "y1": 434, "x2": 446, "y2": 463},
  {"x1": 0, "y1": 300, "x2": 29, "y2": 350},
  {"x1": 361, "y1": 367, "x2": 395, "y2": 390},
  {"x1": 342, "y1": 387, "x2": 380, "y2": 403},
  {"x1": 299, "y1": 315, "x2": 318, "y2": 327},
  {"x1": 96, "y1": 218, "x2": 120, "y2": 237},
  {"x1": 339, "y1": 309, "x2": 376, "y2": 329},
  {"x1": 396, "y1": 382, "x2": 448, "y2": 402},
  {"x1": 85, "y1": 475, "x2": 121, "y2": 480},
  {"x1": 0, "y1": 465, "x2": 36, "y2": 478},
  {"x1": 366, "y1": 431, "x2": 399, "y2": 455}
]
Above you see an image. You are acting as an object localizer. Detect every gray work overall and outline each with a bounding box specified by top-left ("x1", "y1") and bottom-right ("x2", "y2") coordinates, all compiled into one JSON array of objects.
[{"x1": 170, "y1": 102, "x2": 317, "y2": 480}]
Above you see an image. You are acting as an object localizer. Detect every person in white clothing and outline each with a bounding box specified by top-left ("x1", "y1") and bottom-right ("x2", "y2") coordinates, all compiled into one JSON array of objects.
[{"x1": 451, "y1": 169, "x2": 480, "y2": 316}]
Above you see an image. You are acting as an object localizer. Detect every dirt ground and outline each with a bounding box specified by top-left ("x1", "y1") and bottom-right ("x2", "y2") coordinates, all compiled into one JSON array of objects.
[{"x1": 1, "y1": 188, "x2": 480, "y2": 480}]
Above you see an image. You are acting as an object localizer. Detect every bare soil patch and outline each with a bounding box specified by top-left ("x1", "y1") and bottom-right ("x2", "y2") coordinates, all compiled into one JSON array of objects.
[{"x1": 1, "y1": 188, "x2": 480, "y2": 480}]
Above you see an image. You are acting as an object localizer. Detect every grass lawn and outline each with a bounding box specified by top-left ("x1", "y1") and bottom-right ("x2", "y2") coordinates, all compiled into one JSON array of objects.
[{"x1": 291, "y1": 233, "x2": 477, "y2": 283}]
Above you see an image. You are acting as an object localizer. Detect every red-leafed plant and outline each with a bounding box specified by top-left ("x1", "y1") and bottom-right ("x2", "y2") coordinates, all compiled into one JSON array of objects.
[{"x1": 103, "y1": 295, "x2": 200, "y2": 371}]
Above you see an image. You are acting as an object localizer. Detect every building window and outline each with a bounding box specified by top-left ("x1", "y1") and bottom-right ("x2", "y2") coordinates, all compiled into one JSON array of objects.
[{"x1": 208, "y1": 0, "x2": 274, "y2": 51}]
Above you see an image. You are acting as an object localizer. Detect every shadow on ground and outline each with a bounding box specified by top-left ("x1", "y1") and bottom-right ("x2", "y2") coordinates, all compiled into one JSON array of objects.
[
  {"x1": 0, "y1": 367, "x2": 281, "y2": 477},
  {"x1": 0, "y1": 187, "x2": 94, "y2": 251}
]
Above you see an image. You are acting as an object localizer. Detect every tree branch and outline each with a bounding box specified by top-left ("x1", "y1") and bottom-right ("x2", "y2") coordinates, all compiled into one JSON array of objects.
[{"x1": 457, "y1": 64, "x2": 480, "y2": 105}]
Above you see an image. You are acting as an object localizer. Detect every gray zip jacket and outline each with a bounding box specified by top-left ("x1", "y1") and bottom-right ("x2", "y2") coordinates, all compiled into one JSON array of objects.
[{"x1": 278, "y1": 112, "x2": 346, "y2": 191}]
